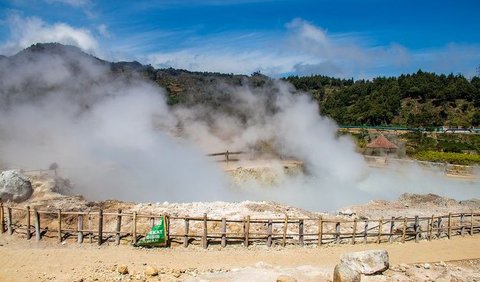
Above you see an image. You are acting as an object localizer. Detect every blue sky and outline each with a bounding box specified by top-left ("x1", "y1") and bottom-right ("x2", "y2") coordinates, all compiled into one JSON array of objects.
[{"x1": 1, "y1": 0, "x2": 479, "y2": 78}]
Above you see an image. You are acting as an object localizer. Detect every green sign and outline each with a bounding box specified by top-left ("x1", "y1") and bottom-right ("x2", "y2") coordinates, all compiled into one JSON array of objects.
[{"x1": 136, "y1": 215, "x2": 167, "y2": 247}]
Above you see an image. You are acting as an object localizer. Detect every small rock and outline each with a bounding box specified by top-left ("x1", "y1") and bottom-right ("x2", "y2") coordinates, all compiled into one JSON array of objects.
[
  {"x1": 144, "y1": 266, "x2": 158, "y2": 276},
  {"x1": 277, "y1": 274, "x2": 297, "y2": 282},
  {"x1": 436, "y1": 261, "x2": 447, "y2": 267},
  {"x1": 333, "y1": 263, "x2": 360, "y2": 282},
  {"x1": 424, "y1": 263, "x2": 431, "y2": 269},
  {"x1": 118, "y1": 265, "x2": 129, "y2": 275}
]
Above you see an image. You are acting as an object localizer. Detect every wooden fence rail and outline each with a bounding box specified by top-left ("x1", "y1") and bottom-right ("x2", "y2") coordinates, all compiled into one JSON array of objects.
[{"x1": 0, "y1": 202, "x2": 479, "y2": 248}]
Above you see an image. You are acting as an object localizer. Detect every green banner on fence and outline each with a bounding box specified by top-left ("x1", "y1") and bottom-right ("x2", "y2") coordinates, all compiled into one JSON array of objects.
[{"x1": 135, "y1": 215, "x2": 167, "y2": 247}]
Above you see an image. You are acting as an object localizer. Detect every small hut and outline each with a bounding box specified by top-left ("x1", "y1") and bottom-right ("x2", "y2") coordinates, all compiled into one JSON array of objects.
[{"x1": 366, "y1": 134, "x2": 398, "y2": 156}]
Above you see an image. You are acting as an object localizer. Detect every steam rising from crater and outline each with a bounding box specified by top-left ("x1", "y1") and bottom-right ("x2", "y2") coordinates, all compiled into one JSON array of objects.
[{"x1": 0, "y1": 46, "x2": 478, "y2": 211}]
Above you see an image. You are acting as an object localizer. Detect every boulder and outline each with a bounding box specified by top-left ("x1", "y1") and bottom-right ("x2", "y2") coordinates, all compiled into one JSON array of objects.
[
  {"x1": 118, "y1": 265, "x2": 129, "y2": 275},
  {"x1": 333, "y1": 263, "x2": 360, "y2": 282},
  {"x1": 0, "y1": 170, "x2": 33, "y2": 202},
  {"x1": 340, "y1": 250, "x2": 389, "y2": 275},
  {"x1": 276, "y1": 275, "x2": 297, "y2": 282},
  {"x1": 144, "y1": 265, "x2": 158, "y2": 276}
]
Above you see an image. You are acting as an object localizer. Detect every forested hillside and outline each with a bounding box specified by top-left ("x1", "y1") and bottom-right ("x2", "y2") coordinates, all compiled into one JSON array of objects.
[
  {"x1": 285, "y1": 72, "x2": 480, "y2": 128},
  {"x1": 3, "y1": 43, "x2": 480, "y2": 128}
]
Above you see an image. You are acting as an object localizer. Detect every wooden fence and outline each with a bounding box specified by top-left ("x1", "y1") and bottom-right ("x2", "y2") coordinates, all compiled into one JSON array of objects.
[{"x1": 0, "y1": 202, "x2": 479, "y2": 248}]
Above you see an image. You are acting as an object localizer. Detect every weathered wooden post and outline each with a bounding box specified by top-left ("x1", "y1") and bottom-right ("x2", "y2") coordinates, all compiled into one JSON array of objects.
[
  {"x1": 57, "y1": 209, "x2": 62, "y2": 243},
  {"x1": 34, "y1": 209, "x2": 41, "y2": 241},
  {"x1": 335, "y1": 222, "x2": 340, "y2": 244},
  {"x1": 460, "y1": 213, "x2": 465, "y2": 236},
  {"x1": 429, "y1": 215, "x2": 434, "y2": 240},
  {"x1": 221, "y1": 218, "x2": 227, "y2": 248},
  {"x1": 377, "y1": 218, "x2": 383, "y2": 244},
  {"x1": 202, "y1": 213, "x2": 208, "y2": 249},
  {"x1": 351, "y1": 219, "x2": 357, "y2": 245},
  {"x1": 115, "y1": 209, "x2": 122, "y2": 245},
  {"x1": 317, "y1": 217, "x2": 323, "y2": 247},
  {"x1": 388, "y1": 217, "x2": 394, "y2": 243},
  {"x1": 267, "y1": 219, "x2": 273, "y2": 247},
  {"x1": 7, "y1": 207, "x2": 13, "y2": 235},
  {"x1": 0, "y1": 201, "x2": 4, "y2": 234},
  {"x1": 165, "y1": 215, "x2": 170, "y2": 247},
  {"x1": 183, "y1": 218, "x2": 189, "y2": 248},
  {"x1": 77, "y1": 214, "x2": 84, "y2": 244},
  {"x1": 26, "y1": 206, "x2": 31, "y2": 240},
  {"x1": 244, "y1": 215, "x2": 250, "y2": 247},
  {"x1": 283, "y1": 216, "x2": 288, "y2": 247},
  {"x1": 299, "y1": 219, "x2": 304, "y2": 246},
  {"x1": 470, "y1": 213, "x2": 474, "y2": 236},
  {"x1": 132, "y1": 211, "x2": 137, "y2": 245},
  {"x1": 363, "y1": 220, "x2": 368, "y2": 244},
  {"x1": 414, "y1": 216, "x2": 420, "y2": 242},
  {"x1": 447, "y1": 213, "x2": 452, "y2": 239},
  {"x1": 437, "y1": 216, "x2": 442, "y2": 238},
  {"x1": 98, "y1": 209, "x2": 103, "y2": 246},
  {"x1": 402, "y1": 217, "x2": 407, "y2": 243}
]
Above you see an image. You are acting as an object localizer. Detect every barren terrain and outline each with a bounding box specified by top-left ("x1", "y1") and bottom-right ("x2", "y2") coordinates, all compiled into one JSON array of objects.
[{"x1": 0, "y1": 233, "x2": 479, "y2": 281}]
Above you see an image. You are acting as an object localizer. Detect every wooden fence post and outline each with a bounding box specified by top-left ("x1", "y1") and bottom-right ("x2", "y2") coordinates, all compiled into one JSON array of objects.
[
  {"x1": 267, "y1": 219, "x2": 272, "y2": 247},
  {"x1": 414, "y1": 216, "x2": 420, "y2": 242},
  {"x1": 460, "y1": 213, "x2": 465, "y2": 236},
  {"x1": 202, "y1": 213, "x2": 208, "y2": 249},
  {"x1": 77, "y1": 214, "x2": 84, "y2": 244},
  {"x1": 132, "y1": 211, "x2": 137, "y2": 245},
  {"x1": 377, "y1": 218, "x2": 383, "y2": 244},
  {"x1": 34, "y1": 209, "x2": 41, "y2": 241},
  {"x1": 165, "y1": 215, "x2": 170, "y2": 247},
  {"x1": 363, "y1": 220, "x2": 368, "y2": 244},
  {"x1": 437, "y1": 216, "x2": 442, "y2": 238},
  {"x1": 317, "y1": 217, "x2": 323, "y2": 247},
  {"x1": 429, "y1": 215, "x2": 434, "y2": 240},
  {"x1": 115, "y1": 209, "x2": 122, "y2": 245},
  {"x1": 88, "y1": 211, "x2": 92, "y2": 244},
  {"x1": 26, "y1": 206, "x2": 31, "y2": 240},
  {"x1": 388, "y1": 217, "x2": 394, "y2": 243},
  {"x1": 335, "y1": 222, "x2": 340, "y2": 244},
  {"x1": 98, "y1": 209, "x2": 103, "y2": 246},
  {"x1": 221, "y1": 218, "x2": 227, "y2": 248},
  {"x1": 57, "y1": 209, "x2": 62, "y2": 243},
  {"x1": 283, "y1": 216, "x2": 288, "y2": 247},
  {"x1": 244, "y1": 215, "x2": 250, "y2": 247},
  {"x1": 351, "y1": 219, "x2": 357, "y2": 245},
  {"x1": 470, "y1": 213, "x2": 474, "y2": 236},
  {"x1": 183, "y1": 218, "x2": 189, "y2": 248},
  {"x1": 447, "y1": 213, "x2": 452, "y2": 239},
  {"x1": 402, "y1": 217, "x2": 407, "y2": 243},
  {"x1": 7, "y1": 207, "x2": 12, "y2": 235},
  {"x1": 0, "y1": 201, "x2": 4, "y2": 234},
  {"x1": 299, "y1": 219, "x2": 304, "y2": 246}
]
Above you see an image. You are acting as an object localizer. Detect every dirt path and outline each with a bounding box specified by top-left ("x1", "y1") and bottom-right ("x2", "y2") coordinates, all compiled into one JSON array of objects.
[{"x1": 0, "y1": 235, "x2": 479, "y2": 281}]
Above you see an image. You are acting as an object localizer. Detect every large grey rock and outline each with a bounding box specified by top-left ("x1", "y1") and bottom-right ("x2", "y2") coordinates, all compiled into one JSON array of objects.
[
  {"x1": 0, "y1": 170, "x2": 33, "y2": 202},
  {"x1": 333, "y1": 263, "x2": 361, "y2": 282},
  {"x1": 341, "y1": 250, "x2": 389, "y2": 275}
]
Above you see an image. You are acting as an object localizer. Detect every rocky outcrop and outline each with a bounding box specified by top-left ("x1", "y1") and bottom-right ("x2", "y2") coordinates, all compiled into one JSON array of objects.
[
  {"x1": 340, "y1": 250, "x2": 389, "y2": 275},
  {"x1": 0, "y1": 170, "x2": 33, "y2": 202}
]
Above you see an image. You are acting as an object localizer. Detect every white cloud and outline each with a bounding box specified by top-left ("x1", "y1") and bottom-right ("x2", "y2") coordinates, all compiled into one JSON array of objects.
[
  {"x1": 0, "y1": 14, "x2": 98, "y2": 55},
  {"x1": 147, "y1": 49, "x2": 306, "y2": 76},
  {"x1": 97, "y1": 24, "x2": 111, "y2": 38}
]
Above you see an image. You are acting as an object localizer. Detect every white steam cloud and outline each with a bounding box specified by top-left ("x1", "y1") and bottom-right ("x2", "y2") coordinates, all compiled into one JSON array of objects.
[
  {"x1": 0, "y1": 14, "x2": 98, "y2": 56},
  {"x1": 0, "y1": 46, "x2": 478, "y2": 211}
]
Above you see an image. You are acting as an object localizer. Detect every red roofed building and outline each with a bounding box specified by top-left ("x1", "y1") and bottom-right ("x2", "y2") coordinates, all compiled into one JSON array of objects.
[{"x1": 366, "y1": 134, "x2": 398, "y2": 155}]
